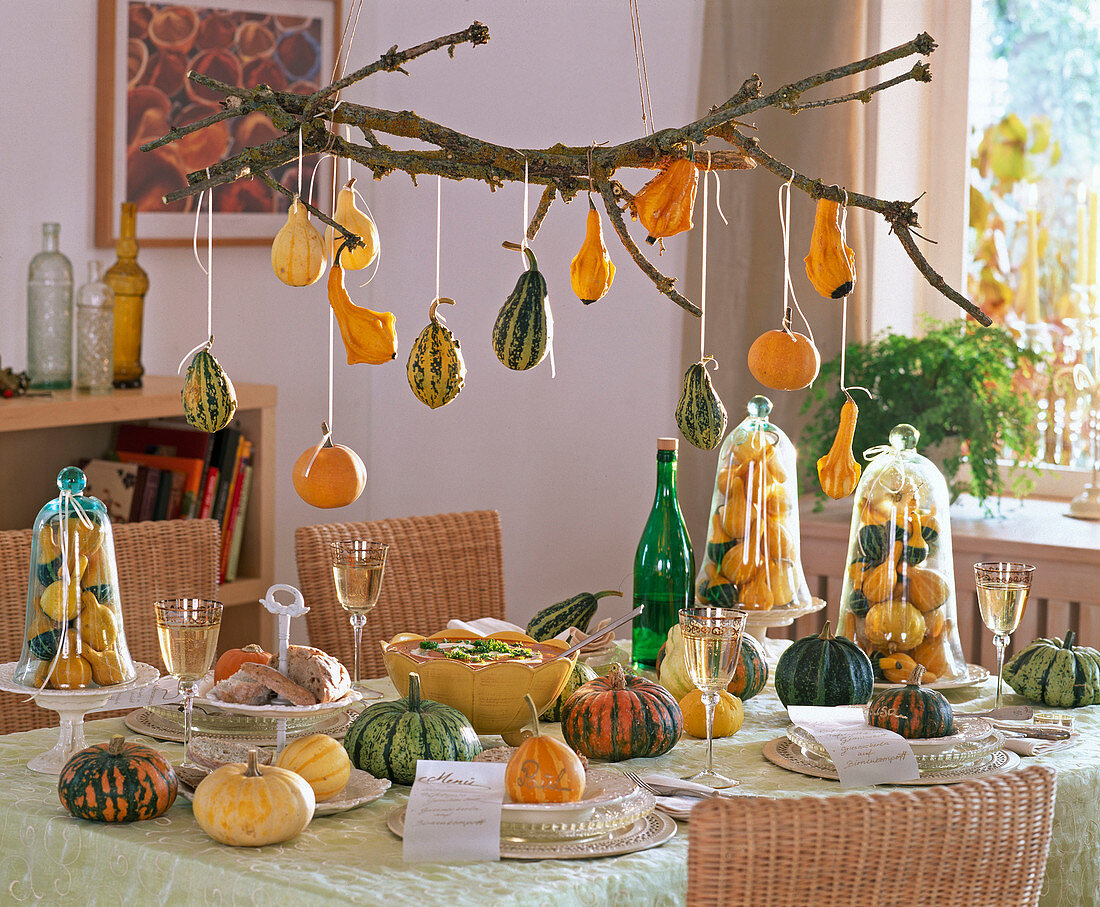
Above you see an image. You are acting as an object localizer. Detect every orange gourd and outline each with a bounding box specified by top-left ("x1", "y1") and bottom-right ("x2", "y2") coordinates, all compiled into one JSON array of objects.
[
  {"x1": 633, "y1": 157, "x2": 698, "y2": 246},
  {"x1": 570, "y1": 198, "x2": 615, "y2": 303},
  {"x1": 747, "y1": 327, "x2": 821, "y2": 391},
  {"x1": 817, "y1": 398, "x2": 862, "y2": 499},
  {"x1": 504, "y1": 694, "x2": 586, "y2": 804},
  {"x1": 291, "y1": 421, "x2": 367, "y2": 509},
  {"x1": 804, "y1": 198, "x2": 856, "y2": 298},
  {"x1": 327, "y1": 264, "x2": 398, "y2": 365},
  {"x1": 214, "y1": 644, "x2": 272, "y2": 683},
  {"x1": 272, "y1": 198, "x2": 326, "y2": 287},
  {"x1": 275, "y1": 733, "x2": 352, "y2": 802},
  {"x1": 324, "y1": 178, "x2": 379, "y2": 270}
]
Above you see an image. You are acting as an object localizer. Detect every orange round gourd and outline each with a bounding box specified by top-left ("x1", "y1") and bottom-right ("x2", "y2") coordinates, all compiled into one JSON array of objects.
[
  {"x1": 214, "y1": 644, "x2": 272, "y2": 683},
  {"x1": 275, "y1": 733, "x2": 352, "y2": 802},
  {"x1": 747, "y1": 328, "x2": 821, "y2": 391},
  {"x1": 292, "y1": 423, "x2": 366, "y2": 509},
  {"x1": 504, "y1": 695, "x2": 586, "y2": 804}
]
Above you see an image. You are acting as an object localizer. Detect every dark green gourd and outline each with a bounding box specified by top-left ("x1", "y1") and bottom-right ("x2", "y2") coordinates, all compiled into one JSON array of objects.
[
  {"x1": 492, "y1": 247, "x2": 553, "y2": 371},
  {"x1": 526, "y1": 590, "x2": 623, "y2": 641},
  {"x1": 774, "y1": 620, "x2": 874, "y2": 707},
  {"x1": 675, "y1": 360, "x2": 727, "y2": 450}
]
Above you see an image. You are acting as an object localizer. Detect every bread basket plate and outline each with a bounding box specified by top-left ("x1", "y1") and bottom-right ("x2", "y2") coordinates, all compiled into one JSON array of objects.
[{"x1": 196, "y1": 674, "x2": 362, "y2": 717}]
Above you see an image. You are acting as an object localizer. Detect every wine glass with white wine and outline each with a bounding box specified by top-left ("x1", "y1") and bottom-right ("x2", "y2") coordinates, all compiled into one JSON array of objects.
[
  {"x1": 331, "y1": 540, "x2": 388, "y2": 692},
  {"x1": 678, "y1": 605, "x2": 748, "y2": 788},
  {"x1": 154, "y1": 598, "x2": 223, "y2": 770},
  {"x1": 974, "y1": 562, "x2": 1035, "y2": 709}
]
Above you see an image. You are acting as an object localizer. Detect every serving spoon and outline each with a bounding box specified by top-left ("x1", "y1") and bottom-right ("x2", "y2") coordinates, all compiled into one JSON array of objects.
[{"x1": 556, "y1": 606, "x2": 643, "y2": 659}]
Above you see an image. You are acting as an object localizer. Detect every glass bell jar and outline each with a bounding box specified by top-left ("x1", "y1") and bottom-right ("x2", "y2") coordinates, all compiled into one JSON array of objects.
[
  {"x1": 836, "y1": 424, "x2": 968, "y2": 683},
  {"x1": 14, "y1": 467, "x2": 137, "y2": 689},
  {"x1": 695, "y1": 395, "x2": 812, "y2": 613}
]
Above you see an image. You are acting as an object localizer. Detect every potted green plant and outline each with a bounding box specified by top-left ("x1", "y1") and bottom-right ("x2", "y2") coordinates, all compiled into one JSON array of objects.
[{"x1": 799, "y1": 318, "x2": 1044, "y2": 507}]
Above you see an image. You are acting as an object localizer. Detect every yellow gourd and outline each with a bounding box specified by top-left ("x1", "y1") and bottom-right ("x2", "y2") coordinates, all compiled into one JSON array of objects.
[
  {"x1": 804, "y1": 198, "x2": 856, "y2": 298},
  {"x1": 570, "y1": 198, "x2": 615, "y2": 303},
  {"x1": 633, "y1": 157, "x2": 698, "y2": 246},
  {"x1": 324, "y1": 178, "x2": 379, "y2": 270},
  {"x1": 879, "y1": 653, "x2": 938, "y2": 684},
  {"x1": 79, "y1": 595, "x2": 117, "y2": 651},
  {"x1": 679, "y1": 689, "x2": 744, "y2": 738},
  {"x1": 865, "y1": 600, "x2": 926, "y2": 652},
  {"x1": 275, "y1": 733, "x2": 352, "y2": 802},
  {"x1": 83, "y1": 645, "x2": 129, "y2": 686},
  {"x1": 817, "y1": 398, "x2": 862, "y2": 499},
  {"x1": 860, "y1": 557, "x2": 897, "y2": 603},
  {"x1": 327, "y1": 264, "x2": 398, "y2": 365},
  {"x1": 906, "y1": 566, "x2": 950, "y2": 612},
  {"x1": 272, "y1": 198, "x2": 326, "y2": 287},
  {"x1": 504, "y1": 695, "x2": 586, "y2": 804}
]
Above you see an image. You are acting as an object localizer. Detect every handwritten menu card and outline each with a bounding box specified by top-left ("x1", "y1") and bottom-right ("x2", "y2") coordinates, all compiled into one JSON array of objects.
[
  {"x1": 403, "y1": 760, "x2": 506, "y2": 862},
  {"x1": 787, "y1": 705, "x2": 920, "y2": 789},
  {"x1": 100, "y1": 675, "x2": 182, "y2": 711}
]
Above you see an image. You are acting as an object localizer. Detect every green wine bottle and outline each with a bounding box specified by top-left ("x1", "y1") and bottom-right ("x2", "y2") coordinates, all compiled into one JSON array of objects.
[{"x1": 632, "y1": 437, "x2": 695, "y2": 668}]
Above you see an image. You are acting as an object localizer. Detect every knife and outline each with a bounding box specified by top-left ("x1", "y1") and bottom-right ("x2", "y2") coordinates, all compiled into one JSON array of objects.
[{"x1": 556, "y1": 606, "x2": 643, "y2": 659}]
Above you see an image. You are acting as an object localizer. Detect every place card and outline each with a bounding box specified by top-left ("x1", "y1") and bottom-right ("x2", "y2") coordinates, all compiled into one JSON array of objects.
[
  {"x1": 788, "y1": 705, "x2": 920, "y2": 789},
  {"x1": 99, "y1": 675, "x2": 182, "y2": 711},
  {"x1": 402, "y1": 760, "x2": 507, "y2": 863}
]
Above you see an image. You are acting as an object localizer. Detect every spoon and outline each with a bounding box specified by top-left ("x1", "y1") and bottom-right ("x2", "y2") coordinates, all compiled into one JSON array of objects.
[{"x1": 556, "y1": 606, "x2": 643, "y2": 659}]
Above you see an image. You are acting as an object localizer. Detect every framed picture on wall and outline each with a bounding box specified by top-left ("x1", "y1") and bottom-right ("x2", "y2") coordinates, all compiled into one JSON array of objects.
[{"x1": 95, "y1": 0, "x2": 341, "y2": 247}]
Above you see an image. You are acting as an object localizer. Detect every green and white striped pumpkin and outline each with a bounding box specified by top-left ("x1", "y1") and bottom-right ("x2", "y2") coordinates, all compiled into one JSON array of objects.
[
  {"x1": 181, "y1": 348, "x2": 237, "y2": 433},
  {"x1": 1002, "y1": 631, "x2": 1100, "y2": 708},
  {"x1": 492, "y1": 247, "x2": 553, "y2": 371},
  {"x1": 343, "y1": 672, "x2": 482, "y2": 784},
  {"x1": 407, "y1": 297, "x2": 466, "y2": 409},
  {"x1": 675, "y1": 359, "x2": 727, "y2": 450}
]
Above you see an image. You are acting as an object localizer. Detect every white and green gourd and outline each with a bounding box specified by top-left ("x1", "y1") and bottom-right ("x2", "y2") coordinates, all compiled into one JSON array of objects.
[
  {"x1": 675, "y1": 358, "x2": 727, "y2": 450},
  {"x1": 407, "y1": 298, "x2": 466, "y2": 408},
  {"x1": 181, "y1": 347, "x2": 237, "y2": 433},
  {"x1": 492, "y1": 246, "x2": 553, "y2": 371}
]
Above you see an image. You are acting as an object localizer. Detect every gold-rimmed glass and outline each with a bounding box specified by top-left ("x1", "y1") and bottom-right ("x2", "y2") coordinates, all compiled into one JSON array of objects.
[
  {"x1": 678, "y1": 605, "x2": 748, "y2": 788},
  {"x1": 154, "y1": 598, "x2": 222, "y2": 770},
  {"x1": 331, "y1": 540, "x2": 388, "y2": 688},
  {"x1": 974, "y1": 562, "x2": 1035, "y2": 709}
]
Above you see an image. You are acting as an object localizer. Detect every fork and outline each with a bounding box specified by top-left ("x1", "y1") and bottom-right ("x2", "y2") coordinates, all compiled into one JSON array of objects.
[{"x1": 622, "y1": 769, "x2": 723, "y2": 799}]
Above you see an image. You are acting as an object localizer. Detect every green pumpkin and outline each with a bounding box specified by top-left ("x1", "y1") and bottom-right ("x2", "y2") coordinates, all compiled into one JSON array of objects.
[
  {"x1": 1002, "y1": 631, "x2": 1100, "y2": 708},
  {"x1": 857, "y1": 524, "x2": 889, "y2": 565},
  {"x1": 774, "y1": 620, "x2": 874, "y2": 707},
  {"x1": 525, "y1": 590, "x2": 622, "y2": 642},
  {"x1": 541, "y1": 661, "x2": 599, "y2": 722},
  {"x1": 343, "y1": 672, "x2": 482, "y2": 784},
  {"x1": 58, "y1": 735, "x2": 177, "y2": 822},
  {"x1": 407, "y1": 297, "x2": 466, "y2": 409},
  {"x1": 675, "y1": 360, "x2": 727, "y2": 451},
  {"x1": 492, "y1": 247, "x2": 552, "y2": 371},
  {"x1": 181, "y1": 347, "x2": 237, "y2": 433},
  {"x1": 867, "y1": 664, "x2": 956, "y2": 738}
]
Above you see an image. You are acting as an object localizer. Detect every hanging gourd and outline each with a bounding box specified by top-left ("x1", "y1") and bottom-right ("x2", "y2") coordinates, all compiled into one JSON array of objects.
[
  {"x1": 570, "y1": 198, "x2": 615, "y2": 304},
  {"x1": 632, "y1": 157, "x2": 698, "y2": 247},
  {"x1": 181, "y1": 346, "x2": 237, "y2": 433},
  {"x1": 504, "y1": 694, "x2": 586, "y2": 804},
  {"x1": 747, "y1": 321, "x2": 821, "y2": 392},
  {"x1": 291, "y1": 421, "x2": 366, "y2": 509},
  {"x1": 492, "y1": 245, "x2": 553, "y2": 371},
  {"x1": 817, "y1": 397, "x2": 862, "y2": 498},
  {"x1": 804, "y1": 198, "x2": 856, "y2": 299},
  {"x1": 324, "y1": 178, "x2": 379, "y2": 270},
  {"x1": 407, "y1": 298, "x2": 466, "y2": 408},
  {"x1": 272, "y1": 197, "x2": 326, "y2": 287},
  {"x1": 327, "y1": 263, "x2": 398, "y2": 365},
  {"x1": 676, "y1": 358, "x2": 727, "y2": 450}
]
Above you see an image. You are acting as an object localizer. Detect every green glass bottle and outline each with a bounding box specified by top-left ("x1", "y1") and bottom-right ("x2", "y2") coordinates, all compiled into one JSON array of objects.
[{"x1": 632, "y1": 437, "x2": 695, "y2": 668}]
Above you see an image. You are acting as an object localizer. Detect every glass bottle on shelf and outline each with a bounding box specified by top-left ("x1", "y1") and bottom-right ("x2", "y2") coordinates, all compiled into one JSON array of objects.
[
  {"x1": 76, "y1": 261, "x2": 115, "y2": 394},
  {"x1": 632, "y1": 437, "x2": 695, "y2": 668},
  {"x1": 104, "y1": 203, "x2": 149, "y2": 388},
  {"x1": 27, "y1": 222, "x2": 74, "y2": 390}
]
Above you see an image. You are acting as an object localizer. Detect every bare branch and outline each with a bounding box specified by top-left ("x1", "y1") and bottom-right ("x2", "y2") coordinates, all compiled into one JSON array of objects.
[{"x1": 785, "y1": 62, "x2": 932, "y2": 112}]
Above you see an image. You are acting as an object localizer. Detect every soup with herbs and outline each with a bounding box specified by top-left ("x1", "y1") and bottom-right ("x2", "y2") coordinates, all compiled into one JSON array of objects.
[{"x1": 388, "y1": 637, "x2": 564, "y2": 665}]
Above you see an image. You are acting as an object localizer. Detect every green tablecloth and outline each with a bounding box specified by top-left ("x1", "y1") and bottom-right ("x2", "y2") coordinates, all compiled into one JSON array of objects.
[{"x1": 0, "y1": 677, "x2": 1096, "y2": 906}]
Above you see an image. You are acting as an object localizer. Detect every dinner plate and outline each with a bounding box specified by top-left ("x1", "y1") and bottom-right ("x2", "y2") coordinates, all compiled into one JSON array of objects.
[
  {"x1": 387, "y1": 806, "x2": 676, "y2": 860},
  {"x1": 500, "y1": 768, "x2": 634, "y2": 826},
  {"x1": 873, "y1": 663, "x2": 990, "y2": 691},
  {"x1": 177, "y1": 768, "x2": 391, "y2": 816},
  {"x1": 786, "y1": 716, "x2": 994, "y2": 758}
]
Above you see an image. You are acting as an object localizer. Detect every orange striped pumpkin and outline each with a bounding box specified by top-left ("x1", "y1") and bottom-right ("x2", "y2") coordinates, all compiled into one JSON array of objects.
[{"x1": 58, "y1": 735, "x2": 177, "y2": 822}]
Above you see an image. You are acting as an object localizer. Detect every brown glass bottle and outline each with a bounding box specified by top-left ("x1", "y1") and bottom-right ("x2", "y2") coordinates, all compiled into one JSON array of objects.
[{"x1": 104, "y1": 203, "x2": 149, "y2": 388}]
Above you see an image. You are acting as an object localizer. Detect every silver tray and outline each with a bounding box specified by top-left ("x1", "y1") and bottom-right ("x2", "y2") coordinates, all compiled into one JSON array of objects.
[{"x1": 125, "y1": 705, "x2": 356, "y2": 743}]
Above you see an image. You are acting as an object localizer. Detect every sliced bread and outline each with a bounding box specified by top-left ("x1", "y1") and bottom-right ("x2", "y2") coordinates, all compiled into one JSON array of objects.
[{"x1": 273, "y1": 645, "x2": 352, "y2": 703}]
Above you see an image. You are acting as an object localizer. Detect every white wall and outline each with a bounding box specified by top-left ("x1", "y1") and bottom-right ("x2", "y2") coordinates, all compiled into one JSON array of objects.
[{"x1": 0, "y1": 1, "x2": 706, "y2": 629}]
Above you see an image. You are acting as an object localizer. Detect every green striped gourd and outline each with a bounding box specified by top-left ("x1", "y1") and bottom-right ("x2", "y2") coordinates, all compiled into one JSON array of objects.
[
  {"x1": 676, "y1": 359, "x2": 727, "y2": 450},
  {"x1": 181, "y1": 347, "x2": 237, "y2": 433},
  {"x1": 525, "y1": 590, "x2": 623, "y2": 641},
  {"x1": 407, "y1": 297, "x2": 466, "y2": 408},
  {"x1": 343, "y1": 672, "x2": 482, "y2": 784},
  {"x1": 492, "y1": 246, "x2": 553, "y2": 371},
  {"x1": 542, "y1": 661, "x2": 599, "y2": 721},
  {"x1": 774, "y1": 621, "x2": 874, "y2": 707},
  {"x1": 58, "y1": 735, "x2": 177, "y2": 822},
  {"x1": 1002, "y1": 631, "x2": 1100, "y2": 707}
]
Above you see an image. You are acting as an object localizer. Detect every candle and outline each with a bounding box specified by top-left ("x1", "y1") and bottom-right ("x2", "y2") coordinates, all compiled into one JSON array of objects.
[
  {"x1": 1025, "y1": 184, "x2": 1040, "y2": 324},
  {"x1": 1078, "y1": 183, "x2": 1089, "y2": 288}
]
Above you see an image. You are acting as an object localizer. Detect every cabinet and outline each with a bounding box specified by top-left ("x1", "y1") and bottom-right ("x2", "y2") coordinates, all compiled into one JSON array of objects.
[{"x1": 0, "y1": 376, "x2": 276, "y2": 648}]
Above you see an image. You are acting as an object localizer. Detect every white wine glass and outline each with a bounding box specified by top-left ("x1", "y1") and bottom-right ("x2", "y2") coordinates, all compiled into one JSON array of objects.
[
  {"x1": 154, "y1": 598, "x2": 223, "y2": 770},
  {"x1": 678, "y1": 605, "x2": 748, "y2": 788},
  {"x1": 974, "y1": 562, "x2": 1035, "y2": 709},
  {"x1": 331, "y1": 540, "x2": 388, "y2": 689}
]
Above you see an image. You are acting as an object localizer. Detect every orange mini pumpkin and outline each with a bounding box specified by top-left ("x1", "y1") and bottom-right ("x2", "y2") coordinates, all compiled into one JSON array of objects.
[
  {"x1": 214, "y1": 644, "x2": 272, "y2": 683},
  {"x1": 747, "y1": 327, "x2": 820, "y2": 391},
  {"x1": 504, "y1": 694, "x2": 586, "y2": 804},
  {"x1": 292, "y1": 422, "x2": 367, "y2": 509}
]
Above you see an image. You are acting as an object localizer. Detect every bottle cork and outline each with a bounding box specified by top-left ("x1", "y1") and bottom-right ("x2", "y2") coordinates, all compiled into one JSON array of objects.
[{"x1": 657, "y1": 437, "x2": 678, "y2": 451}]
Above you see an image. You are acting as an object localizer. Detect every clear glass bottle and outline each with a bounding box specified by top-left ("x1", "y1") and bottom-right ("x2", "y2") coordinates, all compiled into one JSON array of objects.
[
  {"x1": 104, "y1": 203, "x2": 149, "y2": 388},
  {"x1": 632, "y1": 437, "x2": 696, "y2": 668},
  {"x1": 76, "y1": 261, "x2": 115, "y2": 394},
  {"x1": 27, "y1": 222, "x2": 74, "y2": 390}
]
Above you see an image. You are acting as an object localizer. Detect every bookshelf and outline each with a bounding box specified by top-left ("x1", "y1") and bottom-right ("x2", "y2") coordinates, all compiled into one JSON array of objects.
[{"x1": 0, "y1": 376, "x2": 276, "y2": 649}]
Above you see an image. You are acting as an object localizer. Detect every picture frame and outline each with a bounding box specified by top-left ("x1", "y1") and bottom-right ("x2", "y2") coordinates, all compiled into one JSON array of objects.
[{"x1": 95, "y1": 0, "x2": 341, "y2": 247}]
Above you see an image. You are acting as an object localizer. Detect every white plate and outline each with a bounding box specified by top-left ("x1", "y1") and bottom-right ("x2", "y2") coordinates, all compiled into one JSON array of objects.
[
  {"x1": 786, "y1": 716, "x2": 994, "y2": 758},
  {"x1": 178, "y1": 768, "x2": 391, "y2": 816},
  {"x1": 197, "y1": 674, "x2": 363, "y2": 717},
  {"x1": 500, "y1": 768, "x2": 634, "y2": 826},
  {"x1": 873, "y1": 663, "x2": 990, "y2": 691}
]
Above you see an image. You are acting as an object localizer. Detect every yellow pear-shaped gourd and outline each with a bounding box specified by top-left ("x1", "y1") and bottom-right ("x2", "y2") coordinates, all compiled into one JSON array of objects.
[
  {"x1": 324, "y1": 178, "x2": 379, "y2": 270},
  {"x1": 327, "y1": 264, "x2": 398, "y2": 365},
  {"x1": 804, "y1": 198, "x2": 856, "y2": 298},
  {"x1": 633, "y1": 157, "x2": 698, "y2": 245},
  {"x1": 817, "y1": 398, "x2": 862, "y2": 499},
  {"x1": 570, "y1": 198, "x2": 615, "y2": 303},
  {"x1": 272, "y1": 198, "x2": 326, "y2": 287}
]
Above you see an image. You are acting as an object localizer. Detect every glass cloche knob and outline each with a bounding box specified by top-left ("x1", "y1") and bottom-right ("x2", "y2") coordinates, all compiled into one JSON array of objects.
[
  {"x1": 747, "y1": 395, "x2": 773, "y2": 418},
  {"x1": 57, "y1": 466, "x2": 87, "y2": 495},
  {"x1": 889, "y1": 423, "x2": 920, "y2": 451}
]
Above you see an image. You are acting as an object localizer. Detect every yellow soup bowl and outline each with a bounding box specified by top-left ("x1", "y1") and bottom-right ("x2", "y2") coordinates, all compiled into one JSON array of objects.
[{"x1": 381, "y1": 630, "x2": 577, "y2": 741}]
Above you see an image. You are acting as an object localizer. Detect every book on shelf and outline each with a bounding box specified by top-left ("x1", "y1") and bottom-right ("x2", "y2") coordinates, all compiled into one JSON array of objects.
[
  {"x1": 209, "y1": 426, "x2": 243, "y2": 527},
  {"x1": 220, "y1": 446, "x2": 253, "y2": 583},
  {"x1": 151, "y1": 469, "x2": 174, "y2": 520},
  {"x1": 137, "y1": 467, "x2": 161, "y2": 522},
  {"x1": 223, "y1": 463, "x2": 254, "y2": 583},
  {"x1": 115, "y1": 451, "x2": 204, "y2": 520},
  {"x1": 115, "y1": 422, "x2": 215, "y2": 518},
  {"x1": 81, "y1": 459, "x2": 145, "y2": 523},
  {"x1": 198, "y1": 466, "x2": 220, "y2": 519}
]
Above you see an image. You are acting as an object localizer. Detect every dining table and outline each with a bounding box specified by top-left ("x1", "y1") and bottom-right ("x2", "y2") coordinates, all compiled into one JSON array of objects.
[{"x1": 0, "y1": 670, "x2": 1096, "y2": 907}]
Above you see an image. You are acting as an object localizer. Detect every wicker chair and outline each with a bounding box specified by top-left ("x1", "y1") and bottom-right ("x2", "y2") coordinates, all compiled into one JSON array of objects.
[
  {"x1": 686, "y1": 764, "x2": 1057, "y2": 907},
  {"x1": 0, "y1": 519, "x2": 219, "y2": 734},
  {"x1": 294, "y1": 510, "x2": 505, "y2": 679}
]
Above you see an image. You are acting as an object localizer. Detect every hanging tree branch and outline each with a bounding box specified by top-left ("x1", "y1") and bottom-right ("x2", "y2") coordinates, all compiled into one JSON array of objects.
[{"x1": 143, "y1": 23, "x2": 988, "y2": 324}]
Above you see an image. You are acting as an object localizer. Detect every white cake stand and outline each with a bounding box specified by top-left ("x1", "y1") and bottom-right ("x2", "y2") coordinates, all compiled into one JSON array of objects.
[
  {"x1": 743, "y1": 597, "x2": 827, "y2": 662},
  {"x1": 0, "y1": 662, "x2": 159, "y2": 774}
]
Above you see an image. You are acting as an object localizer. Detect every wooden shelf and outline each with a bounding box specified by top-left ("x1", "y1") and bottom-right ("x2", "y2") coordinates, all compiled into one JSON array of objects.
[{"x1": 0, "y1": 376, "x2": 276, "y2": 649}]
